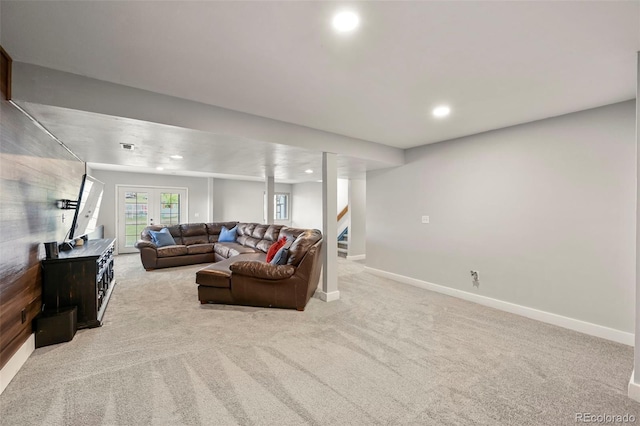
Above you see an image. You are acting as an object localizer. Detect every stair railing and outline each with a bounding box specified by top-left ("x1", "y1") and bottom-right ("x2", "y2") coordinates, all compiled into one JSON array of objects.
[{"x1": 337, "y1": 205, "x2": 348, "y2": 222}]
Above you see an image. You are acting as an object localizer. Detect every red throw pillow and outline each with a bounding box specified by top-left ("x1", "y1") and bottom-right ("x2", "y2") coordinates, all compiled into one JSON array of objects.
[{"x1": 266, "y1": 237, "x2": 287, "y2": 263}]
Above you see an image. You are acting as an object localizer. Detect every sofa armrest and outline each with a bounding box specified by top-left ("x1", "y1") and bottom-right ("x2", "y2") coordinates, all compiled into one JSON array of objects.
[
  {"x1": 135, "y1": 240, "x2": 157, "y2": 250},
  {"x1": 230, "y1": 261, "x2": 295, "y2": 280}
]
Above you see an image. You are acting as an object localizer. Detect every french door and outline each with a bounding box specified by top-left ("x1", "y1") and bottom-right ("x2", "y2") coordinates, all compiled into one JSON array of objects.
[{"x1": 117, "y1": 186, "x2": 187, "y2": 254}]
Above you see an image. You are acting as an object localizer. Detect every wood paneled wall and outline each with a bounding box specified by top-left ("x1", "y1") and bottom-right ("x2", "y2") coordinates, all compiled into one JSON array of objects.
[
  {"x1": 0, "y1": 99, "x2": 84, "y2": 369},
  {"x1": 0, "y1": 46, "x2": 11, "y2": 100}
]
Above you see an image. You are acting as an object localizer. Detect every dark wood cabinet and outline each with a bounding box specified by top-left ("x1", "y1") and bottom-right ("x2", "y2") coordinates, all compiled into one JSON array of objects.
[{"x1": 41, "y1": 238, "x2": 116, "y2": 329}]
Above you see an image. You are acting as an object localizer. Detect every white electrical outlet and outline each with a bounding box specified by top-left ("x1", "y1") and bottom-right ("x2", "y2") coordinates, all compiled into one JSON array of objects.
[
  {"x1": 470, "y1": 270, "x2": 480, "y2": 287},
  {"x1": 421, "y1": 215, "x2": 429, "y2": 224}
]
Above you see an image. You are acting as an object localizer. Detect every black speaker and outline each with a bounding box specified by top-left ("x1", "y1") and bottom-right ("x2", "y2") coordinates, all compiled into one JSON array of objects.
[
  {"x1": 34, "y1": 307, "x2": 77, "y2": 348},
  {"x1": 44, "y1": 241, "x2": 58, "y2": 259}
]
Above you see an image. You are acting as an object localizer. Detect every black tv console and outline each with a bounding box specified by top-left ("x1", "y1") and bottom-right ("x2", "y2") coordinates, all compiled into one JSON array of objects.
[{"x1": 41, "y1": 238, "x2": 116, "y2": 329}]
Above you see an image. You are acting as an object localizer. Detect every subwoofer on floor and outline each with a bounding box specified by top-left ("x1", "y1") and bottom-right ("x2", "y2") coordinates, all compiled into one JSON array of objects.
[{"x1": 34, "y1": 307, "x2": 77, "y2": 348}]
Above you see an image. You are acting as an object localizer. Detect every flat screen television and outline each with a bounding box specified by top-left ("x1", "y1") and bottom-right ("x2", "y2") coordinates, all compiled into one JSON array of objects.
[{"x1": 69, "y1": 174, "x2": 104, "y2": 240}]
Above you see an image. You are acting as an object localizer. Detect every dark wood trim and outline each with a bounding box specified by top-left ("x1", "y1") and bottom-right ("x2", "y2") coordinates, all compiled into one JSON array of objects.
[
  {"x1": 0, "y1": 45, "x2": 12, "y2": 100},
  {"x1": 0, "y1": 264, "x2": 41, "y2": 369},
  {"x1": 337, "y1": 205, "x2": 349, "y2": 222}
]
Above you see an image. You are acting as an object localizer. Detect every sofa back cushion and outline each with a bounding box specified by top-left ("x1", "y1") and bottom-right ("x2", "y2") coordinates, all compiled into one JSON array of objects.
[
  {"x1": 181, "y1": 223, "x2": 208, "y2": 245},
  {"x1": 278, "y1": 227, "x2": 305, "y2": 245},
  {"x1": 242, "y1": 224, "x2": 267, "y2": 250},
  {"x1": 206, "y1": 222, "x2": 238, "y2": 243},
  {"x1": 256, "y1": 225, "x2": 284, "y2": 252},
  {"x1": 236, "y1": 223, "x2": 256, "y2": 245},
  {"x1": 243, "y1": 236, "x2": 260, "y2": 249},
  {"x1": 264, "y1": 225, "x2": 283, "y2": 242},
  {"x1": 283, "y1": 228, "x2": 322, "y2": 266}
]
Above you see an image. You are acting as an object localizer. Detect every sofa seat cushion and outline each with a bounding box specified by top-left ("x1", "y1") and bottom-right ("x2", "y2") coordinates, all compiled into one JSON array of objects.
[
  {"x1": 229, "y1": 261, "x2": 295, "y2": 280},
  {"x1": 229, "y1": 245, "x2": 259, "y2": 257},
  {"x1": 157, "y1": 245, "x2": 188, "y2": 258},
  {"x1": 196, "y1": 264, "x2": 232, "y2": 288},
  {"x1": 214, "y1": 242, "x2": 258, "y2": 259},
  {"x1": 187, "y1": 243, "x2": 214, "y2": 255},
  {"x1": 196, "y1": 253, "x2": 265, "y2": 288}
]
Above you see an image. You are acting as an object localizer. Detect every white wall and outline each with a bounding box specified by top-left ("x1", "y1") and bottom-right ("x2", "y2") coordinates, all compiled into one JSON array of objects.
[
  {"x1": 291, "y1": 182, "x2": 323, "y2": 230},
  {"x1": 91, "y1": 170, "x2": 210, "y2": 239},
  {"x1": 348, "y1": 179, "x2": 366, "y2": 257},
  {"x1": 367, "y1": 101, "x2": 636, "y2": 333},
  {"x1": 212, "y1": 179, "x2": 292, "y2": 225},
  {"x1": 291, "y1": 179, "x2": 358, "y2": 233},
  {"x1": 338, "y1": 178, "x2": 349, "y2": 213}
]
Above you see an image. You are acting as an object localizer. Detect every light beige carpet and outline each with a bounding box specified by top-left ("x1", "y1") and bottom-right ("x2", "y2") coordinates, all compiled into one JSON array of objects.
[{"x1": 0, "y1": 254, "x2": 638, "y2": 425}]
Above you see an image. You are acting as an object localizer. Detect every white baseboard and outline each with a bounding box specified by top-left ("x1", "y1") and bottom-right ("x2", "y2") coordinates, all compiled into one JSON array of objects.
[
  {"x1": 629, "y1": 370, "x2": 640, "y2": 402},
  {"x1": 346, "y1": 254, "x2": 366, "y2": 261},
  {"x1": 364, "y1": 267, "x2": 634, "y2": 346},
  {"x1": 315, "y1": 290, "x2": 341, "y2": 302},
  {"x1": 0, "y1": 334, "x2": 35, "y2": 395}
]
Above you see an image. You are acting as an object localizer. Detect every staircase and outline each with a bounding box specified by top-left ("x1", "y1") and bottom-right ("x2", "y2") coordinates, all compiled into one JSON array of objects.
[{"x1": 338, "y1": 228, "x2": 348, "y2": 258}]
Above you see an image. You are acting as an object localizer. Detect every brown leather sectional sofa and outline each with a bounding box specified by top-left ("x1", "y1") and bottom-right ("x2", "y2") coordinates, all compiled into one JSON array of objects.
[{"x1": 135, "y1": 222, "x2": 323, "y2": 311}]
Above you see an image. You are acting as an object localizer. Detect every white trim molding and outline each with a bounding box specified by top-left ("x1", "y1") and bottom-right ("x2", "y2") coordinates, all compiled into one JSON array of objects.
[
  {"x1": 0, "y1": 334, "x2": 35, "y2": 395},
  {"x1": 346, "y1": 254, "x2": 366, "y2": 261},
  {"x1": 365, "y1": 267, "x2": 634, "y2": 346},
  {"x1": 315, "y1": 290, "x2": 341, "y2": 302},
  {"x1": 629, "y1": 371, "x2": 640, "y2": 402}
]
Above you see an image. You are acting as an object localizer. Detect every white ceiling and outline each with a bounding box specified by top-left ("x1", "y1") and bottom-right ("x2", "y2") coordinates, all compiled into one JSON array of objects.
[
  {"x1": 1, "y1": 1, "x2": 639, "y2": 166},
  {"x1": 18, "y1": 101, "x2": 382, "y2": 183}
]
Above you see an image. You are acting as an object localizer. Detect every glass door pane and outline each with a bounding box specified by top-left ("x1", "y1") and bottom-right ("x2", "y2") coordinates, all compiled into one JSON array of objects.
[
  {"x1": 158, "y1": 192, "x2": 181, "y2": 225},
  {"x1": 124, "y1": 191, "x2": 148, "y2": 247},
  {"x1": 275, "y1": 193, "x2": 289, "y2": 220}
]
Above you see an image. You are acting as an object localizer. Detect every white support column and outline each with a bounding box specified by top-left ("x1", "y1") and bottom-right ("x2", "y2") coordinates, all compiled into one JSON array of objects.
[
  {"x1": 320, "y1": 152, "x2": 340, "y2": 301},
  {"x1": 629, "y1": 52, "x2": 640, "y2": 402},
  {"x1": 265, "y1": 175, "x2": 275, "y2": 224},
  {"x1": 207, "y1": 177, "x2": 215, "y2": 222}
]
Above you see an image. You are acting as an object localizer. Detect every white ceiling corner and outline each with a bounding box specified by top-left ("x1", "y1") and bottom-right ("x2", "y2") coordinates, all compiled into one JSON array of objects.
[{"x1": 1, "y1": 1, "x2": 638, "y2": 178}]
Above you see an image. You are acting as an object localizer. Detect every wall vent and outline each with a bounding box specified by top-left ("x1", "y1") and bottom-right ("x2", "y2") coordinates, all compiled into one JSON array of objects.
[{"x1": 120, "y1": 143, "x2": 135, "y2": 151}]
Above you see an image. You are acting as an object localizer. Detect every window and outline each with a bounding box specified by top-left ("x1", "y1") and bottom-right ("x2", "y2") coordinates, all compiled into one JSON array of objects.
[{"x1": 275, "y1": 193, "x2": 289, "y2": 221}]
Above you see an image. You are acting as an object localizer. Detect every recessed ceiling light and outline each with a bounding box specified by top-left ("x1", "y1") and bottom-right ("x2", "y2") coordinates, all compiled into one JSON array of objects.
[
  {"x1": 156, "y1": 166, "x2": 164, "y2": 171},
  {"x1": 305, "y1": 169, "x2": 314, "y2": 174},
  {"x1": 332, "y1": 11, "x2": 360, "y2": 33},
  {"x1": 432, "y1": 105, "x2": 451, "y2": 118},
  {"x1": 170, "y1": 155, "x2": 183, "y2": 160}
]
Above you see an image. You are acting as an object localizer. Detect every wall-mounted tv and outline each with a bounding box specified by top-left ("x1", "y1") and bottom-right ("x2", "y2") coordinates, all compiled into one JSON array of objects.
[{"x1": 69, "y1": 174, "x2": 104, "y2": 240}]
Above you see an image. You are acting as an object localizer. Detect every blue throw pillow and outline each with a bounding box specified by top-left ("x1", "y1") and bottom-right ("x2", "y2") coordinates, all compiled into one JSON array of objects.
[
  {"x1": 149, "y1": 228, "x2": 176, "y2": 248},
  {"x1": 218, "y1": 225, "x2": 237, "y2": 243},
  {"x1": 270, "y1": 247, "x2": 289, "y2": 265}
]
